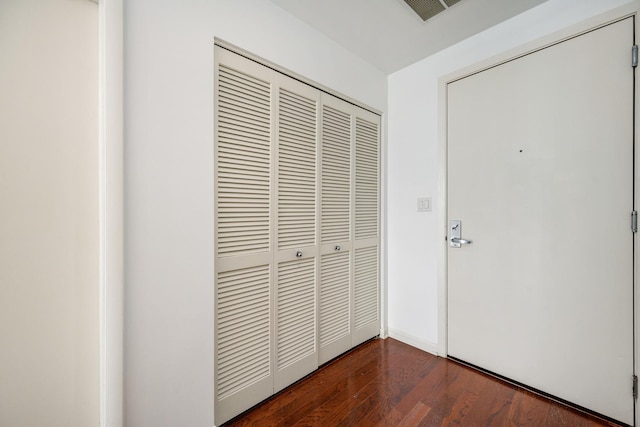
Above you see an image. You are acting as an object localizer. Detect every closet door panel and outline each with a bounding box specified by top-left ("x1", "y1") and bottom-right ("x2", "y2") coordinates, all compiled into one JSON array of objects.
[
  {"x1": 352, "y1": 111, "x2": 381, "y2": 346},
  {"x1": 274, "y1": 76, "x2": 320, "y2": 391},
  {"x1": 320, "y1": 101, "x2": 351, "y2": 244},
  {"x1": 319, "y1": 95, "x2": 353, "y2": 363},
  {"x1": 319, "y1": 251, "x2": 351, "y2": 363},
  {"x1": 277, "y1": 86, "x2": 317, "y2": 250},
  {"x1": 215, "y1": 265, "x2": 273, "y2": 422},
  {"x1": 353, "y1": 246, "x2": 380, "y2": 344},
  {"x1": 275, "y1": 256, "x2": 317, "y2": 390},
  {"x1": 214, "y1": 49, "x2": 275, "y2": 425},
  {"x1": 217, "y1": 61, "x2": 272, "y2": 258},
  {"x1": 354, "y1": 116, "x2": 380, "y2": 242}
]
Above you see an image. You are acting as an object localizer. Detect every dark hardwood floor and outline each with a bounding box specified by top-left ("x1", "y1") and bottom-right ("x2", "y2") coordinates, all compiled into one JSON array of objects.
[{"x1": 223, "y1": 338, "x2": 621, "y2": 427}]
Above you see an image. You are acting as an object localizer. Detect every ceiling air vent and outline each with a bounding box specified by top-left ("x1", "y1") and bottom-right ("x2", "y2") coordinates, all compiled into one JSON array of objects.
[{"x1": 403, "y1": 0, "x2": 462, "y2": 21}]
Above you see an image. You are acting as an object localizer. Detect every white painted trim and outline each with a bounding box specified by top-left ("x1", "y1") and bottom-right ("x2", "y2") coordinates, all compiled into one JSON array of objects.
[
  {"x1": 436, "y1": 79, "x2": 448, "y2": 358},
  {"x1": 388, "y1": 328, "x2": 439, "y2": 356},
  {"x1": 438, "y1": 4, "x2": 639, "y2": 87},
  {"x1": 436, "y1": 2, "x2": 640, "y2": 424},
  {"x1": 380, "y1": 114, "x2": 389, "y2": 340},
  {"x1": 98, "y1": 0, "x2": 123, "y2": 426},
  {"x1": 634, "y1": 7, "x2": 639, "y2": 426}
]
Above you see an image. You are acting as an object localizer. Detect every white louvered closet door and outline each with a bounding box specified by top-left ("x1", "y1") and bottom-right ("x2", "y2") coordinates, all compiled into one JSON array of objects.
[
  {"x1": 352, "y1": 109, "x2": 381, "y2": 346},
  {"x1": 318, "y1": 95, "x2": 353, "y2": 364},
  {"x1": 274, "y1": 75, "x2": 320, "y2": 391},
  {"x1": 214, "y1": 45, "x2": 381, "y2": 426},
  {"x1": 214, "y1": 49, "x2": 275, "y2": 424}
]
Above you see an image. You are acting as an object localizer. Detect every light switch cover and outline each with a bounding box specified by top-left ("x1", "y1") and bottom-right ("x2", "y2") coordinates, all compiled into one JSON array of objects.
[{"x1": 417, "y1": 197, "x2": 432, "y2": 212}]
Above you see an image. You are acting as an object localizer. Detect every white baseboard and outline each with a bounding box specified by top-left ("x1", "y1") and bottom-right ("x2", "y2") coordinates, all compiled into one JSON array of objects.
[{"x1": 388, "y1": 328, "x2": 440, "y2": 356}]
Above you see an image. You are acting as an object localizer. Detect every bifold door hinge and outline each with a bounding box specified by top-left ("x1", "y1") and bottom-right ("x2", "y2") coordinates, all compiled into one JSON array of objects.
[
  {"x1": 633, "y1": 45, "x2": 638, "y2": 67},
  {"x1": 633, "y1": 375, "x2": 638, "y2": 399},
  {"x1": 632, "y1": 211, "x2": 638, "y2": 233}
]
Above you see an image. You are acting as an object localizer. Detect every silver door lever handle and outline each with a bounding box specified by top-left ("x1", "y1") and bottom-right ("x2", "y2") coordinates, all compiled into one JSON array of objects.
[{"x1": 450, "y1": 237, "x2": 472, "y2": 245}]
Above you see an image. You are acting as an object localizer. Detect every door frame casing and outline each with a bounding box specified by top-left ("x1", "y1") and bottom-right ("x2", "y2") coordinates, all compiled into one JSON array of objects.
[
  {"x1": 98, "y1": 0, "x2": 124, "y2": 425},
  {"x1": 436, "y1": 1, "x2": 639, "y2": 423}
]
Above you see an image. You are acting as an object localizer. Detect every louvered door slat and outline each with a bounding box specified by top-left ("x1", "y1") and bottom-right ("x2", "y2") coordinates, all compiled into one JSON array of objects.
[
  {"x1": 320, "y1": 252, "x2": 350, "y2": 347},
  {"x1": 218, "y1": 151, "x2": 270, "y2": 166},
  {"x1": 277, "y1": 88, "x2": 317, "y2": 249},
  {"x1": 217, "y1": 64, "x2": 271, "y2": 257},
  {"x1": 354, "y1": 247, "x2": 378, "y2": 329},
  {"x1": 352, "y1": 111, "x2": 380, "y2": 347},
  {"x1": 318, "y1": 96, "x2": 353, "y2": 364},
  {"x1": 355, "y1": 117, "x2": 379, "y2": 240},
  {"x1": 277, "y1": 258, "x2": 316, "y2": 370},
  {"x1": 215, "y1": 51, "x2": 275, "y2": 426},
  {"x1": 216, "y1": 265, "x2": 271, "y2": 400},
  {"x1": 273, "y1": 79, "x2": 319, "y2": 393},
  {"x1": 321, "y1": 105, "x2": 351, "y2": 243}
]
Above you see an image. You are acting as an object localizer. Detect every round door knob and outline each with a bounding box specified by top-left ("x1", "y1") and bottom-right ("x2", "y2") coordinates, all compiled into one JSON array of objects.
[
  {"x1": 335, "y1": 245, "x2": 341, "y2": 251},
  {"x1": 296, "y1": 251, "x2": 303, "y2": 258}
]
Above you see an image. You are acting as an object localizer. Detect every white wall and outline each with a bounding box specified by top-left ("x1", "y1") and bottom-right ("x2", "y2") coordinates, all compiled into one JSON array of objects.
[
  {"x1": 0, "y1": 1, "x2": 100, "y2": 426},
  {"x1": 387, "y1": 0, "x2": 634, "y2": 353},
  {"x1": 124, "y1": 0, "x2": 387, "y2": 425}
]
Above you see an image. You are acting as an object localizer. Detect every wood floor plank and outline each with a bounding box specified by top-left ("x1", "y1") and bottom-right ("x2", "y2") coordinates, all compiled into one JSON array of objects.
[
  {"x1": 378, "y1": 408, "x2": 407, "y2": 426},
  {"x1": 394, "y1": 356, "x2": 449, "y2": 415},
  {"x1": 506, "y1": 391, "x2": 550, "y2": 426},
  {"x1": 462, "y1": 375, "x2": 517, "y2": 426},
  {"x1": 334, "y1": 352, "x2": 423, "y2": 424},
  {"x1": 293, "y1": 358, "x2": 385, "y2": 426},
  {"x1": 545, "y1": 401, "x2": 588, "y2": 427},
  {"x1": 419, "y1": 362, "x2": 483, "y2": 425},
  {"x1": 223, "y1": 338, "x2": 624, "y2": 427},
  {"x1": 396, "y1": 402, "x2": 431, "y2": 426}
]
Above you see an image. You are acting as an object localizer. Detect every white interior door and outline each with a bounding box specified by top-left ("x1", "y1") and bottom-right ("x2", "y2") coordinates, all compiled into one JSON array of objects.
[{"x1": 447, "y1": 18, "x2": 634, "y2": 424}]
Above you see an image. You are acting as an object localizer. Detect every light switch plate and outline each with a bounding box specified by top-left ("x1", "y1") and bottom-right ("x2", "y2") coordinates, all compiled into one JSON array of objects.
[{"x1": 417, "y1": 197, "x2": 432, "y2": 212}]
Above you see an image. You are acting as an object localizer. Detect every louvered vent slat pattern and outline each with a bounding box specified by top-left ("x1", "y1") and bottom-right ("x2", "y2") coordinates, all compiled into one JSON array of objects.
[
  {"x1": 320, "y1": 252, "x2": 350, "y2": 347},
  {"x1": 354, "y1": 247, "x2": 378, "y2": 329},
  {"x1": 218, "y1": 65, "x2": 271, "y2": 257},
  {"x1": 277, "y1": 258, "x2": 316, "y2": 370},
  {"x1": 355, "y1": 117, "x2": 379, "y2": 240},
  {"x1": 216, "y1": 265, "x2": 271, "y2": 400},
  {"x1": 321, "y1": 106, "x2": 351, "y2": 243},
  {"x1": 278, "y1": 89, "x2": 317, "y2": 249}
]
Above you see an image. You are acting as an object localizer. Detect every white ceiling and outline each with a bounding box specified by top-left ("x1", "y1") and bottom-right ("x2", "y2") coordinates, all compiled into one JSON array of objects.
[{"x1": 268, "y1": 0, "x2": 549, "y2": 74}]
